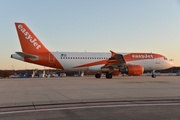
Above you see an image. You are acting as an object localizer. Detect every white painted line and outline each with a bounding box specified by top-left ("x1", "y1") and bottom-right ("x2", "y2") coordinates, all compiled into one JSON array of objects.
[{"x1": 0, "y1": 102, "x2": 180, "y2": 115}]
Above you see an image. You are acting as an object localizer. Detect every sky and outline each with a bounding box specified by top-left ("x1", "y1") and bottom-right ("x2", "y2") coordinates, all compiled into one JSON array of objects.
[{"x1": 0, "y1": 0, "x2": 180, "y2": 70}]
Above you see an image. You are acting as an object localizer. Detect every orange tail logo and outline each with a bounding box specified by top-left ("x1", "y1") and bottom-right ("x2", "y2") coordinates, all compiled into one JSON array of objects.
[{"x1": 15, "y1": 23, "x2": 49, "y2": 53}]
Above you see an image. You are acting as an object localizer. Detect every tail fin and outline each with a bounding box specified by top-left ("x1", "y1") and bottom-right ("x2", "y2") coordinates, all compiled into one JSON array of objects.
[{"x1": 15, "y1": 23, "x2": 49, "y2": 53}]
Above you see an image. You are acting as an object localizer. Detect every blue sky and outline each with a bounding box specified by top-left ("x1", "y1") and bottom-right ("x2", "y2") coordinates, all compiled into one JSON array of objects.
[{"x1": 0, "y1": 0, "x2": 180, "y2": 70}]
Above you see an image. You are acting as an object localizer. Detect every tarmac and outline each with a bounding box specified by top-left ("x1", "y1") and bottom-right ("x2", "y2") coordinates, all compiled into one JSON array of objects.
[{"x1": 0, "y1": 75, "x2": 180, "y2": 119}]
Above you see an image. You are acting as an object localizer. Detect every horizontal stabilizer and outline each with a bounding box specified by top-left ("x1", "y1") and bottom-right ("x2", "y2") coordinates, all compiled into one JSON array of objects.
[{"x1": 16, "y1": 52, "x2": 39, "y2": 60}]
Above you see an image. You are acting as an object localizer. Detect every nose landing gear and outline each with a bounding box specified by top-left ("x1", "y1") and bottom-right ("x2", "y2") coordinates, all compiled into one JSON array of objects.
[{"x1": 151, "y1": 70, "x2": 156, "y2": 78}]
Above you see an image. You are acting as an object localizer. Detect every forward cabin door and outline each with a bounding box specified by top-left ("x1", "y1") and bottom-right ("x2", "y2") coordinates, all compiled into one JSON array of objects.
[{"x1": 155, "y1": 55, "x2": 160, "y2": 64}]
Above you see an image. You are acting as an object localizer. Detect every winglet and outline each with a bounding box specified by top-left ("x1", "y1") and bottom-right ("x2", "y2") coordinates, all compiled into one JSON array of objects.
[{"x1": 110, "y1": 50, "x2": 116, "y2": 57}]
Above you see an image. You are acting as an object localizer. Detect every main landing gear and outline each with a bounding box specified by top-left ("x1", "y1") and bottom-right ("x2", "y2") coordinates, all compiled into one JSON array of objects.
[
  {"x1": 95, "y1": 73, "x2": 101, "y2": 78},
  {"x1": 106, "y1": 73, "x2": 112, "y2": 79},
  {"x1": 151, "y1": 70, "x2": 156, "y2": 78},
  {"x1": 95, "y1": 73, "x2": 113, "y2": 79}
]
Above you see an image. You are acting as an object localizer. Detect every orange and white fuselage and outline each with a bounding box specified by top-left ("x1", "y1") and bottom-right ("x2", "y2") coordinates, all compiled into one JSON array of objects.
[{"x1": 11, "y1": 23, "x2": 173, "y2": 78}]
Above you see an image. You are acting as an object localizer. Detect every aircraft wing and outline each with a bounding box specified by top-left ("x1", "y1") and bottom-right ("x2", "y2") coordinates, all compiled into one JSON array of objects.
[{"x1": 102, "y1": 50, "x2": 126, "y2": 68}]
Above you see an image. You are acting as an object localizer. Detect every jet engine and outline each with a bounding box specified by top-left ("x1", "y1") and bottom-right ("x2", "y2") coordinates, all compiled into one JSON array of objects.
[{"x1": 119, "y1": 65, "x2": 144, "y2": 76}]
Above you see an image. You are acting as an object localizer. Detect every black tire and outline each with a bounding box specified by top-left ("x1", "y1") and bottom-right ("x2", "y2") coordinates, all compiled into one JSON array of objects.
[
  {"x1": 95, "y1": 73, "x2": 101, "y2": 78},
  {"x1": 151, "y1": 74, "x2": 156, "y2": 78},
  {"x1": 106, "y1": 73, "x2": 112, "y2": 79}
]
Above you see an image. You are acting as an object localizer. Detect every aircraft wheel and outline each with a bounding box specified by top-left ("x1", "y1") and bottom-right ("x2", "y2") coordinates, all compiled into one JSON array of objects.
[
  {"x1": 106, "y1": 73, "x2": 112, "y2": 79},
  {"x1": 95, "y1": 73, "x2": 101, "y2": 78},
  {"x1": 151, "y1": 74, "x2": 156, "y2": 78}
]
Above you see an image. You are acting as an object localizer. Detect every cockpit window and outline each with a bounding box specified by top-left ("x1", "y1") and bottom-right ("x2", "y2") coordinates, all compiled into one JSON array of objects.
[{"x1": 164, "y1": 57, "x2": 168, "y2": 60}]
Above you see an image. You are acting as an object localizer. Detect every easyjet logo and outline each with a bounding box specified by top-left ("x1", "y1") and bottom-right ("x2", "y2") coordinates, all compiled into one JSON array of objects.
[
  {"x1": 132, "y1": 54, "x2": 154, "y2": 59},
  {"x1": 18, "y1": 24, "x2": 41, "y2": 50}
]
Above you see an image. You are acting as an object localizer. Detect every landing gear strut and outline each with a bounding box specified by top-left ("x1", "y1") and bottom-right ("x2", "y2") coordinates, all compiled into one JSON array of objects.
[
  {"x1": 106, "y1": 73, "x2": 112, "y2": 79},
  {"x1": 151, "y1": 70, "x2": 156, "y2": 78}
]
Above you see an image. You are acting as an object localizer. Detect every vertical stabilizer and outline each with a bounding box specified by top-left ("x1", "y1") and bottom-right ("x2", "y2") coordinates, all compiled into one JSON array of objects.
[
  {"x1": 15, "y1": 23, "x2": 49, "y2": 53},
  {"x1": 14, "y1": 22, "x2": 64, "y2": 70}
]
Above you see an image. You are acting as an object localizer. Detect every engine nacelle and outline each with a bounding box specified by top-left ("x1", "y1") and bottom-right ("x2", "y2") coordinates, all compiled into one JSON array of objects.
[{"x1": 119, "y1": 65, "x2": 144, "y2": 76}]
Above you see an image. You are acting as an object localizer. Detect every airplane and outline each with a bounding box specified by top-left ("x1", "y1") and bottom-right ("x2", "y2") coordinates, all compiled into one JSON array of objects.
[{"x1": 11, "y1": 22, "x2": 173, "y2": 79}]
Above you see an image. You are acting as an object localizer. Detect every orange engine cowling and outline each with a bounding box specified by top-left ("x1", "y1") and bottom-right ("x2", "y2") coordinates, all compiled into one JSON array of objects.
[{"x1": 127, "y1": 65, "x2": 144, "y2": 76}]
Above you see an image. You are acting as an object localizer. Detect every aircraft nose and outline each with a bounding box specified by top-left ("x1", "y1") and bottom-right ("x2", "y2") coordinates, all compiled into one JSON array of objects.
[{"x1": 169, "y1": 59, "x2": 174, "y2": 67}]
